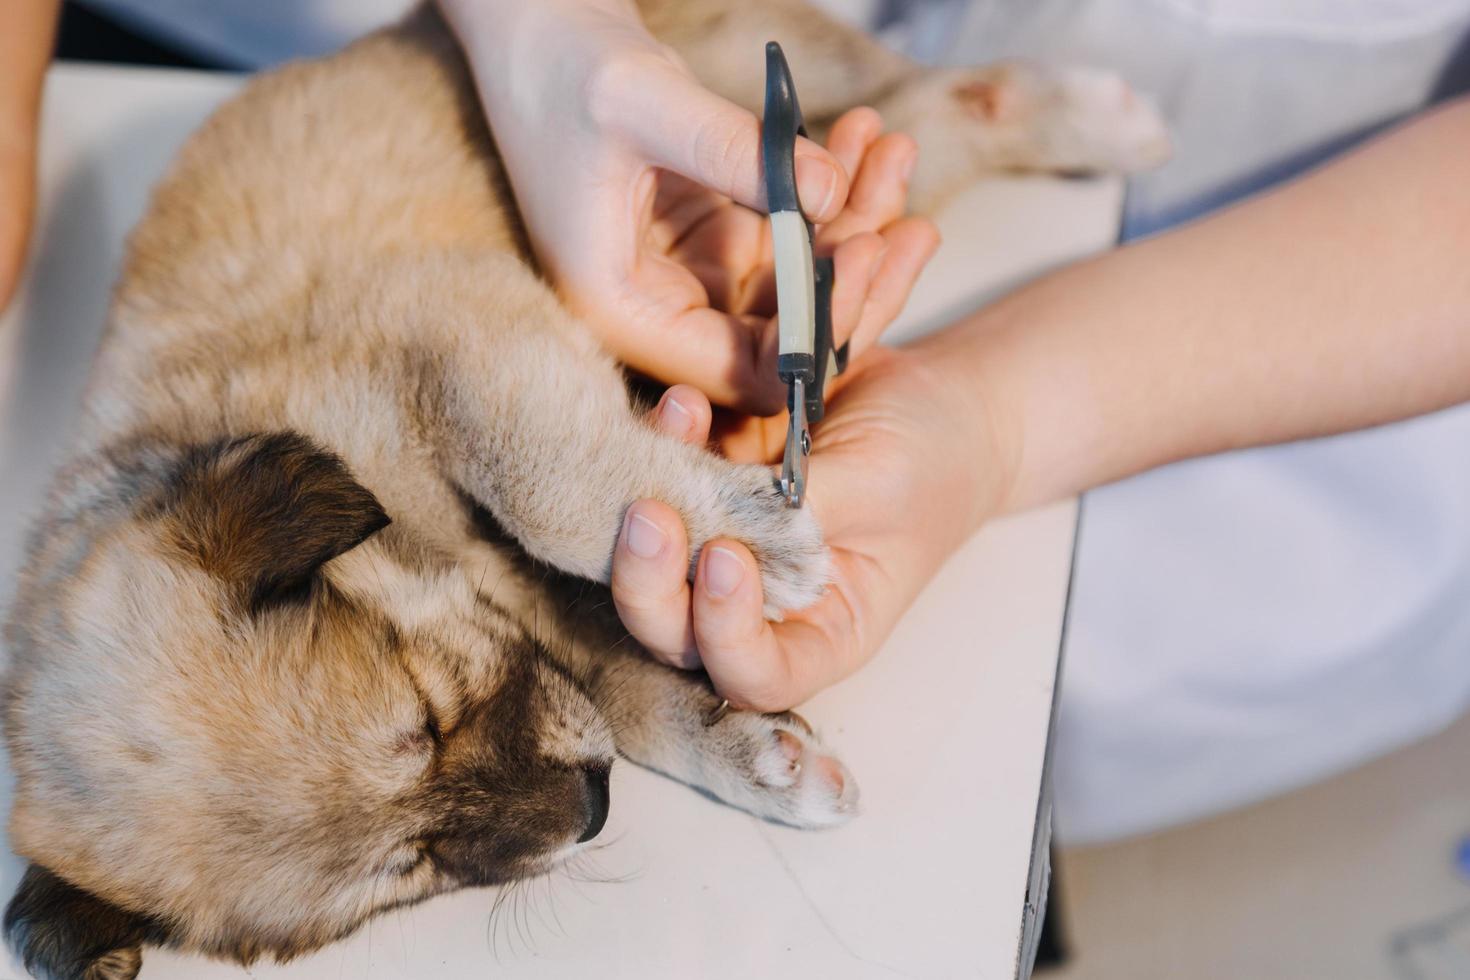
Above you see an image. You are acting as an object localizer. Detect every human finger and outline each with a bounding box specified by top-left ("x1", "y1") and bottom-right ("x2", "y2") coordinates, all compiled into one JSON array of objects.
[
  {"x1": 828, "y1": 231, "x2": 886, "y2": 353},
  {"x1": 612, "y1": 254, "x2": 787, "y2": 413},
  {"x1": 617, "y1": 71, "x2": 849, "y2": 222},
  {"x1": 823, "y1": 107, "x2": 883, "y2": 183},
  {"x1": 647, "y1": 384, "x2": 714, "y2": 445},
  {"x1": 611, "y1": 500, "x2": 701, "y2": 669},
  {"x1": 692, "y1": 540, "x2": 861, "y2": 711},
  {"x1": 817, "y1": 132, "x2": 918, "y2": 245},
  {"x1": 848, "y1": 216, "x2": 940, "y2": 353}
]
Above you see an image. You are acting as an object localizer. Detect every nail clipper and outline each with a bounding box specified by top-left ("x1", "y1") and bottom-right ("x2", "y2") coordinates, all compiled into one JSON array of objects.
[{"x1": 762, "y1": 41, "x2": 847, "y2": 509}]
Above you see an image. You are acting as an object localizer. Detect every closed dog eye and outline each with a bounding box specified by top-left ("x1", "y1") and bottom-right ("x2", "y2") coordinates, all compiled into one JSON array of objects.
[
  {"x1": 391, "y1": 723, "x2": 438, "y2": 757},
  {"x1": 389, "y1": 696, "x2": 447, "y2": 759},
  {"x1": 423, "y1": 710, "x2": 444, "y2": 747}
]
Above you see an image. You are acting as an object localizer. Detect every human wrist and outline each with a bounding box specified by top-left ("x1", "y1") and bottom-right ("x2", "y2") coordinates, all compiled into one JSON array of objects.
[
  {"x1": 898, "y1": 334, "x2": 1019, "y2": 539},
  {"x1": 930, "y1": 283, "x2": 1123, "y2": 518},
  {"x1": 439, "y1": 0, "x2": 663, "y2": 129},
  {"x1": 907, "y1": 284, "x2": 1106, "y2": 527}
]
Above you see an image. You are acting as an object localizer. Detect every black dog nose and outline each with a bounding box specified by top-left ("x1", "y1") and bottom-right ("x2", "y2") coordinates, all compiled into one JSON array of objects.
[{"x1": 578, "y1": 765, "x2": 610, "y2": 843}]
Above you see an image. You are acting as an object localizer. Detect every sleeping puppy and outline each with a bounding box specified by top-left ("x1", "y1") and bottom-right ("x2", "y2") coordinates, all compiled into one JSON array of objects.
[{"x1": 0, "y1": 2, "x2": 1167, "y2": 977}]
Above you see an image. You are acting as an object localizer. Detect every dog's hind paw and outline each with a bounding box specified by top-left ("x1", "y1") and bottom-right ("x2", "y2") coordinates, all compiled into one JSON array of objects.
[
  {"x1": 878, "y1": 62, "x2": 1171, "y2": 213},
  {"x1": 698, "y1": 707, "x2": 858, "y2": 829}
]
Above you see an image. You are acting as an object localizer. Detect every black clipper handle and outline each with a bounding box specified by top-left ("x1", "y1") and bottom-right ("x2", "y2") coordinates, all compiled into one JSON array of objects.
[
  {"x1": 762, "y1": 42, "x2": 807, "y2": 217},
  {"x1": 764, "y1": 41, "x2": 847, "y2": 423}
]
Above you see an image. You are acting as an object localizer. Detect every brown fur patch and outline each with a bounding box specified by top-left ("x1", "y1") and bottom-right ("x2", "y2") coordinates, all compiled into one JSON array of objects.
[
  {"x1": 4, "y1": 865, "x2": 168, "y2": 980},
  {"x1": 158, "y1": 432, "x2": 389, "y2": 611}
]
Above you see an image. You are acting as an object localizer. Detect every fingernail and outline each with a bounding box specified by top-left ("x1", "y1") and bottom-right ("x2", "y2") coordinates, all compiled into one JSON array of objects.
[
  {"x1": 624, "y1": 512, "x2": 666, "y2": 560},
  {"x1": 658, "y1": 394, "x2": 694, "y2": 435},
  {"x1": 795, "y1": 157, "x2": 839, "y2": 219},
  {"x1": 704, "y1": 546, "x2": 746, "y2": 598}
]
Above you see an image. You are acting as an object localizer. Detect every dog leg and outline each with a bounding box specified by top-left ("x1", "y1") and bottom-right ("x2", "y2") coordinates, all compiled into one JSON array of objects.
[
  {"x1": 414, "y1": 254, "x2": 827, "y2": 614},
  {"x1": 639, "y1": 0, "x2": 1169, "y2": 213},
  {"x1": 529, "y1": 580, "x2": 858, "y2": 828},
  {"x1": 599, "y1": 655, "x2": 858, "y2": 828},
  {"x1": 638, "y1": 0, "x2": 917, "y2": 120},
  {"x1": 871, "y1": 63, "x2": 1172, "y2": 211}
]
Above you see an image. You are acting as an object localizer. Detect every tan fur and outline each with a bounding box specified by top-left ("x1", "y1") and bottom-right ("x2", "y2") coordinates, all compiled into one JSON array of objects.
[{"x1": 2, "y1": 3, "x2": 1166, "y2": 977}]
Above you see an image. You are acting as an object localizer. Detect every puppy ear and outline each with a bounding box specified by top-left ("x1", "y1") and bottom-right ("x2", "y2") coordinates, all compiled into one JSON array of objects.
[
  {"x1": 163, "y1": 431, "x2": 390, "y2": 610},
  {"x1": 4, "y1": 864, "x2": 166, "y2": 980}
]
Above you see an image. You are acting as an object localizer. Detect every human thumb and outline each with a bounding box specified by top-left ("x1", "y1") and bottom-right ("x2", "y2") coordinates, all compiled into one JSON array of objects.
[{"x1": 619, "y1": 71, "x2": 848, "y2": 221}]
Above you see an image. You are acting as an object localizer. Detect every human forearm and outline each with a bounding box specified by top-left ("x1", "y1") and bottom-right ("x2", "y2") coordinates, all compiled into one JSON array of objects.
[
  {"x1": 0, "y1": 0, "x2": 58, "y2": 311},
  {"x1": 919, "y1": 96, "x2": 1470, "y2": 521},
  {"x1": 0, "y1": 0, "x2": 56, "y2": 134}
]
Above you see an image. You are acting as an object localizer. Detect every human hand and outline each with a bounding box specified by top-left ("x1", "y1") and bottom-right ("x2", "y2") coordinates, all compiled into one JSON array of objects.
[
  {"x1": 602, "y1": 99, "x2": 973, "y2": 711},
  {"x1": 599, "y1": 72, "x2": 965, "y2": 711},
  {"x1": 616, "y1": 338, "x2": 1008, "y2": 711},
  {"x1": 441, "y1": 0, "x2": 922, "y2": 413}
]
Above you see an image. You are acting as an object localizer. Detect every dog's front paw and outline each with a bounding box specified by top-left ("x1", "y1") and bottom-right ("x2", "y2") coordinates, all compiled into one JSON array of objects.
[
  {"x1": 700, "y1": 707, "x2": 858, "y2": 829},
  {"x1": 700, "y1": 464, "x2": 829, "y2": 618}
]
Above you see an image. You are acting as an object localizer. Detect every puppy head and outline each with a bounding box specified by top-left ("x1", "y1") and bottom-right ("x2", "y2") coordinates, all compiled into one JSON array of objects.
[{"x1": 3, "y1": 432, "x2": 614, "y2": 978}]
